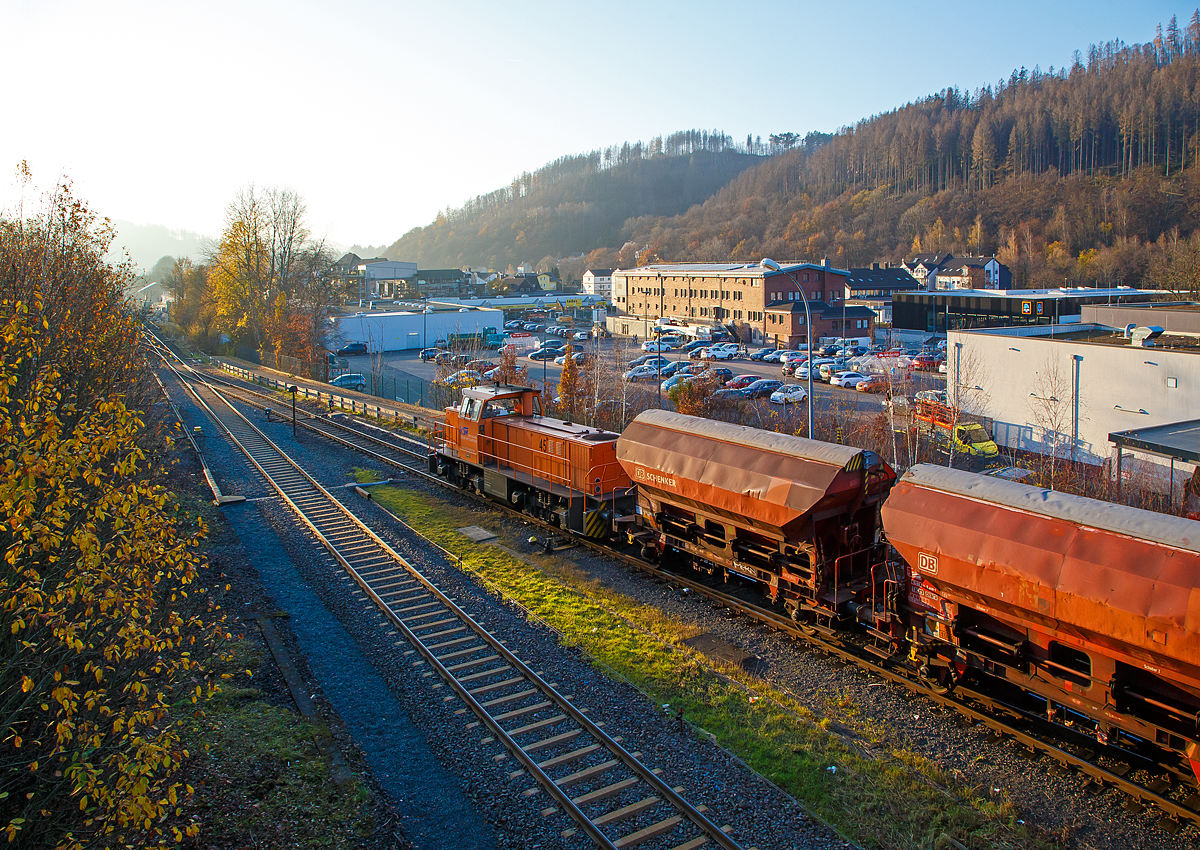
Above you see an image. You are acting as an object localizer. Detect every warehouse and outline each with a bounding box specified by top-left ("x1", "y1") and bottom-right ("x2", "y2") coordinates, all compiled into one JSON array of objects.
[{"x1": 329, "y1": 306, "x2": 504, "y2": 352}]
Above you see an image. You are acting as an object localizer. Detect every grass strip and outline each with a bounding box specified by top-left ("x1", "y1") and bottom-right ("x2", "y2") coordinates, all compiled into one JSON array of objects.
[
  {"x1": 176, "y1": 639, "x2": 375, "y2": 849},
  {"x1": 358, "y1": 475, "x2": 1051, "y2": 849}
]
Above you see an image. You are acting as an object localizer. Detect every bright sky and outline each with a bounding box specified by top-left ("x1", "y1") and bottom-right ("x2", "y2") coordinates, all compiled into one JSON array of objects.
[{"x1": 0, "y1": 0, "x2": 1189, "y2": 252}]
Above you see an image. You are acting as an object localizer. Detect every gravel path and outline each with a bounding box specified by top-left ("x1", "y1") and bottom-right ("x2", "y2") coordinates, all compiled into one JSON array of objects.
[{"x1": 171, "y1": 370, "x2": 850, "y2": 850}]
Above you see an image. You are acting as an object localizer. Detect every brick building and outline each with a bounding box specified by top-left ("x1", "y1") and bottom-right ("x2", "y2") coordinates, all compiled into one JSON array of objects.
[{"x1": 613, "y1": 261, "x2": 871, "y2": 346}]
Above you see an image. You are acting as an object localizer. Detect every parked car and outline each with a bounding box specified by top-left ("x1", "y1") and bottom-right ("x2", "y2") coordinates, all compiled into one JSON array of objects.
[
  {"x1": 938, "y1": 361, "x2": 948, "y2": 374},
  {"x1": 762, "y1": 349, "x2": 788, "y2": 363},
  {"x1": 700, "y1": 367, "x2": 734, "y2": 384},
  {"x1": 782, "y1": 357, "x2": 811, "y2": 377},
  {"x1": 778, "y1": 351, "x2": 806, "y2": 364},
  {"x1": 657, "y1": 334, "x2": 685, "y2": 346},
  {"x1": 434, "y1": 350, "x2": 457, "y2": 365},
  {"x1": 817, "y1": 360, "x2": 850, "y2": 382},
  {"x1": 911, "y1": 354, "x2": 942, "y2": 371},
  {"x1": 452, "y1": 353, "x2": 473, "y2": 368},
  {"x1": 681, "y1": 340, "x2": 710, "y2": 353},
  {"x1": 573, "y1": 331, "x2": 591, "y2": 341},
  {"x1": 688, "y1": 347, "x2": 711, "y2": 360},
  {"x1": 856, "y1": 374, "x2": 889, "y2": 393},
  {"x1": 438, "y1": 369, "x2": 482, "y2": 388},
  {"x1": 466, "y1": 359, "x2": 497, "y2": 373},
  {"x1": 769, "y1": 384, "x2": 809, "y2": 405},
  {"x1": 336, "y1": 341, "x2": 368, "y2": 357},
  {"x1": 628, "y1": 354, "x2": 669, "y2": 369},
  {"x1": 641, "y1": 340, "x2": 674, "y2": 352},
  {"x1": 419, "y1": 348, "x2": 443, "y2": 362},
  {"x1": 330, "y1": 372, "x2": 367, "y2": 392},
  {"x1": 700, "y1": 346, "x2": 736, "y2": 360},
  {"x1": 529, "y1": 348, "x2": 558, "y2": 361},
  {"x1": 624, "y1": 364, "x2": 665, "y2": 381},
  {"x1": 830, "y1": 371, "x2": 868, "y2": 388},
  {"x1": 660, "y1": 373, "x2": 700, "y2": 393},
  {"x1": 724, "y1": 374, "x2": 760, "y2": 389},
  {"x1": 741, "y1": 379, "x2": 783, "y2": 399},
  {"x1": 658, "y1": 360, "x2": 695, "y2": 378},
  {"x1": 710, "y1": 387, "x2": 747, "y2": 401},
  {"x1": 748, "y1": 347, "x2": 774, "y2": 361}
]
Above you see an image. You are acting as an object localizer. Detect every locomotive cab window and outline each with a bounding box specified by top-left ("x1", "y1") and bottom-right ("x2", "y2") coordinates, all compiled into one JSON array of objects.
[
  {"x1": 461, "y1": 397, "x2": 483, "y2": 421},
  {"x1": 482, "y1": 398, "x2": 519, "y2": 417}
]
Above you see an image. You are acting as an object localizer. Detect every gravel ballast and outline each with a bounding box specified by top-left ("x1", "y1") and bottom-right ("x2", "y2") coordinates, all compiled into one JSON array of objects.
[{"x1": 171, "y1": 370, "x2": 850, "y2": 850}]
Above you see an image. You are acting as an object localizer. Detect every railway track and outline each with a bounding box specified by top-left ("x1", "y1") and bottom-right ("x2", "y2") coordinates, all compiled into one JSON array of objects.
[
  {"x1": 153, "y1": 342, "x2": 1200, "y2": 834},
  {"x1": 157, "y1": 352, "x2": 743, "y2": 850}
]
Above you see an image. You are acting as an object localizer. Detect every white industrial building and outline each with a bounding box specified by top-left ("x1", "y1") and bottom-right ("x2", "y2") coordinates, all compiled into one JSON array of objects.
[
  {"x1": 946, "y1": 323, "x2": 1200, "y2": 484},
  {"x1": 329, "y1": 307, "x2": 504, "y2": 352}
]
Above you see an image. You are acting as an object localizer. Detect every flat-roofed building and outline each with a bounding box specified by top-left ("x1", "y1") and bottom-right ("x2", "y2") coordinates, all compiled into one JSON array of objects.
[
  {"x1": 946, "y1": 323, "x2": 1200, "y2": 489},
  {"x1": 894, "y1": 287, "x2": 1158, "y2": 335},
  {"x1": 612, "y1": 261, "x2": 851, "y2": 346}
]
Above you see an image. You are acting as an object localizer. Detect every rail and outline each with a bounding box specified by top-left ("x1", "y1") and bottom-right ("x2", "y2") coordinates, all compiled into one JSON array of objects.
[{"x1": 157, "y1": 355, "x2": 743, "y2": 850}]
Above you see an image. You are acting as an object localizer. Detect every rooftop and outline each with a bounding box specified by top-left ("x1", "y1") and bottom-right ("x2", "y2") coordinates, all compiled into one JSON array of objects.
[
  {"x1": 958, "y1": 323, "x2": 1200, "y2": 354},
  {"x1": 619, "y1": 261, "x2": 852, "y2": 277},
  {"x1": 899, "y1": 286, "x2": 1161, "y2": 300},
  {"x1": 1109, "y1": 419, "x2": 1200, "y2": 464}
]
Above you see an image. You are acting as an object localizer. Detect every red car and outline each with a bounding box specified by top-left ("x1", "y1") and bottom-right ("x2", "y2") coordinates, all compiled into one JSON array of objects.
[
  {"x1": 724, "y1": 374, "x2": 760, "y2": 389},
  {"x1": 911, "y1": 354, "x2": 942, "y2": 371}
]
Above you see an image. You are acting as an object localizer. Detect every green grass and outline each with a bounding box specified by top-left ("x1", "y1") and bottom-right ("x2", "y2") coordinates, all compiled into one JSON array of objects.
[
  {"x1": 177, "y1": 639, "x2": 374, "y2": 850},
  {"x1": 356, "y1": 474, "x2": 1054, "y2": 849}
]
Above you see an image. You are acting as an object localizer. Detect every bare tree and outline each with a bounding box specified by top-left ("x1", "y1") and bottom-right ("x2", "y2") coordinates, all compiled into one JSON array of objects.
[{"x1": 1027, "y1": 352, "x2": 1074, "y2": 486}]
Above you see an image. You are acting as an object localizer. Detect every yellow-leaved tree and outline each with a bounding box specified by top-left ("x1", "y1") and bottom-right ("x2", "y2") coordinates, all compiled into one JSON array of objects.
[{"x1": 1, "y1": 174, "x2": 225, "y2": 849}]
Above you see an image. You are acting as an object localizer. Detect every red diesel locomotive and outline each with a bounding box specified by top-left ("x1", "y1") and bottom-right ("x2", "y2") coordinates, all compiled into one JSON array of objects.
[{"x1": 430, "y1": 383, "x2": 633, "y2": 537}]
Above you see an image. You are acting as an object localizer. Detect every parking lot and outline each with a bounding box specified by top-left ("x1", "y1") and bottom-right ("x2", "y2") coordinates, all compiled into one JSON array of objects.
[{"x1": 336, "y1": 334, "x2": 947, "y2": 417}]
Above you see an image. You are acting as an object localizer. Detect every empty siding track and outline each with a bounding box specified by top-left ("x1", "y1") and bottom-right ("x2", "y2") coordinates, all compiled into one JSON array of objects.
[{"x1": 163, "y1": 359, "x2": 742, "y2": 850}]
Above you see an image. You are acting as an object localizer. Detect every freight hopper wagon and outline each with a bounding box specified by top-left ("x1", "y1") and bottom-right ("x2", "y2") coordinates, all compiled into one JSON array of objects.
[
  {"x1": 615, "y1": 411, "x2": 898, "y2": 631},
  {"x1": 430, "y1": 384, "x2": 633, "y2": 537},
  {"x1": 883, "y1": 465, "x2": 1200, "y2": 783}
]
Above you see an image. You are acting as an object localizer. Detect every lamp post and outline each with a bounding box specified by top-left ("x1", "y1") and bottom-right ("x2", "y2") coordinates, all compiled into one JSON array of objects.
[
  {"x1": 760, "y1": 258, "x2": 813, "y2": 439},
  {"x1": 656, "y1": 269, "x2": 663, "y2": 408},
  {"x1": 287, "y1": 384, "x2": 298, "y2": 437}
]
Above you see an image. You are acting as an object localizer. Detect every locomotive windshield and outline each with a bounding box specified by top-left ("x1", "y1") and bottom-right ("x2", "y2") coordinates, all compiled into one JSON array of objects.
[{"x1": 482, "y1": 397, "x2": 520, "y2": 417}]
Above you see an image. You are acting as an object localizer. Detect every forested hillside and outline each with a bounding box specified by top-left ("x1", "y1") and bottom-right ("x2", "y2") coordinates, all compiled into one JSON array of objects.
[
  {"x1": 385, "y1": 130, "x2": 766, "y2": 275},
  {"x1": 389, "y1": 13, "x2": 1200, "y2": 295}
]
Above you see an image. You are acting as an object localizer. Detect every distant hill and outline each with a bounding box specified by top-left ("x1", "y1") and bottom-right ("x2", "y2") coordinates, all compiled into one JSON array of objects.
[
  {"x1": 385, "y1": 130, "x2": 770, "y2": 273},
  {"x1": 106, "y1": 220, "x2": 210, "y2": 272},
  {"x1": 383, "y1": 14, "x2": 1200, "y2": 293}
]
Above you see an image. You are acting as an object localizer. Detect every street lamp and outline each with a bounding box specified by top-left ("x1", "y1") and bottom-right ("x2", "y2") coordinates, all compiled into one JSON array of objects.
[
  {"x1": 760, "y1": 258, "x2": 814, "y2": 439},
  {"x1": 286, "y1": 384, "x2": 298, "y2": 437}
]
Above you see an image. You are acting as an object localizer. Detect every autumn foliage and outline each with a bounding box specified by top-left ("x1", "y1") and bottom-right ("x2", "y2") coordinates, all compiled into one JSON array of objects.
[{"x1": 1, "y1": 177, "x2": 225, "y2": 848}]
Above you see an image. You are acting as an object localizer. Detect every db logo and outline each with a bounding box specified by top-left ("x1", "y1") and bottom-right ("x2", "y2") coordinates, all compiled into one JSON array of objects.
[
  {"x1": 917, "y1": 552, "x2": 938, "y2": 575},
  {"x1": 635, "y1": 468, "x2": 646, "y2": 480}
]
